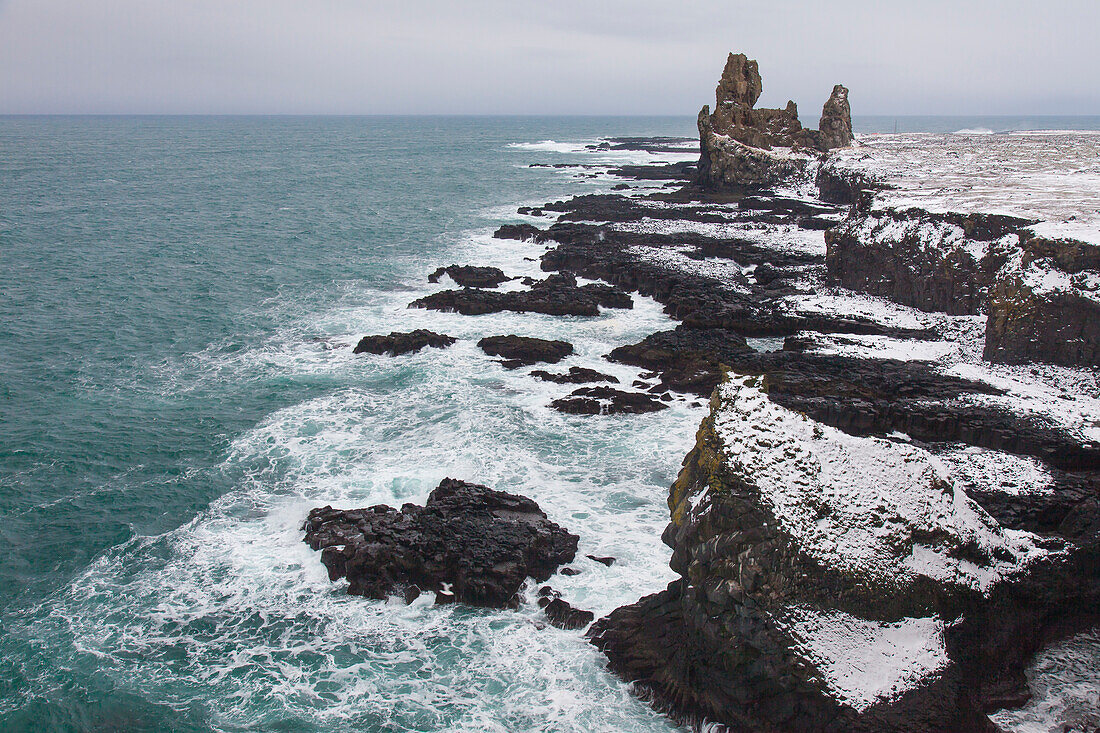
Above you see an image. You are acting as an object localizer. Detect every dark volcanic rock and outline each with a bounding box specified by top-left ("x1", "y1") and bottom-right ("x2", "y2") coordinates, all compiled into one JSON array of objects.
[
  {"x1": 353, "y1": 330, "x2": 457, "y2": 356},
  {"x1": 536, "y1": 586, "x2": 595, "y2": 629},
  {"x1": 429, "y1": 265, "x2": 511, "y2": 289},
  {"x1": 588, "y1": 375, "x2": 1099, "y2": 732},
  {"x1": 824, "y1": 208, "x2": 1030, "y2": 315},
  {"x1": 410, "y1": 272, "x2": 632, "y2": 317},
  {"x1": 493, "y1": 223, "x2": 546, "y2": 242},
  {"x1": 478, "y1": 335, "x2": 574, "y2": 368},
  {"x1": 303, "y1": 478, "x2": 578, "y2": 608},
  {"x1": 529, "y1": 366, "x2": 620, "y2": 385},
  {"x1": 818, "y1": 84, "x2": 854, "y2": 150},
  {"x1": 694, "y1": 52, "x2": 853, "y2": 191},
  {"x1": 543, "y1": 598, "x2": 595, "y2": 630},
  {"x1": 984, "y1": 231, "x2": 1100, "y2": 368},
  {"x1": 551, "y1": 386, "x2": 669, "y2": 415},
  {"x1": 608, "y1": 327, "x2": 754, "y2": 394}
]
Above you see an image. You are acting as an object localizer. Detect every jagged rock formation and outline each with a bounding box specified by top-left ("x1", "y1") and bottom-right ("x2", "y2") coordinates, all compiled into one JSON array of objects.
[
  {"x1": 696, "y1": 53, "x2": 852, "y2": 190},
  {"x1": 537, "y1": 587, "x2": 595, "y2": 630},
  {"x1": 303, "y1": 478, "x2": 578, "y2": 608},
  {"x1": 353, "y1": 330, "x2": 457, "y2": 356},
  {"x1": 589, "y1": 375, "x2": 1097, "y2": 731},
  {"x1": 818, "y1": 84, "x2": 854, "y2": 150}
]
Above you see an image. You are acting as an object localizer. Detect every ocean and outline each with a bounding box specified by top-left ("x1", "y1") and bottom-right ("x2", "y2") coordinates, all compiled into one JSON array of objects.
[{"x1": 1, "y1": 115, "x2": 1097, "y2": 732}]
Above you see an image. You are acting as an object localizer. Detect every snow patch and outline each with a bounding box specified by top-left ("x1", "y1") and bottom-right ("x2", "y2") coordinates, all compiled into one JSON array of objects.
[
  {"x1": 711, "y1": 375, "x2": 1056, "y2": 595},
  {"x1": 779, "y1": 606, "x2": 949, "y2": 713}
]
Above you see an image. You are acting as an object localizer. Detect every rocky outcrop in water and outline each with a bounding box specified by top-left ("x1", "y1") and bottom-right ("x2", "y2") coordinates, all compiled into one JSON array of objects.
[
  {"x1": 353, "y1": 330, "x2": 457, "y2": 356},
  {"x1": 428, "y1": 265, "x2": 511, "y2": 288},
  {"x1": 478, "y1": 335, "x2": 574, "y2": 368},
  {"x1": 530, "y1": 366, "x2": 620, "y2": 385},
  {"x1": 550, "y1": 386, "x2": 669, "y2": 415},
  {"x1": 411, "y1": 272, "x2": 632, "y2": 317},
  {"x1": 537, "y1": 586, "x2": 595, "y2": 630},
  {"x1": 303, "y1": 478, "x2": 578, "y2": 608}
]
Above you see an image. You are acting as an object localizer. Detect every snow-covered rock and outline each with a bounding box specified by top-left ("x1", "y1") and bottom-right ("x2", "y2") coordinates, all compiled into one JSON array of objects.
[{"x1": 590, "y1": 374, "x2": 1093, "y2": 732}]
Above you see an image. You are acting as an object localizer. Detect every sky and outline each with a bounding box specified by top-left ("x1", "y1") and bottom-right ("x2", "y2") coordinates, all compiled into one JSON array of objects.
[{"x1": 1, "y1": 0, "x2": 1097, "y2": 115}]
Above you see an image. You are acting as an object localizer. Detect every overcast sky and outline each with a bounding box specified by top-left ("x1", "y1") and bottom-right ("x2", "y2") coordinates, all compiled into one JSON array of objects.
[{"x1": 1, "y1": 0, "x2": 1097, "y2": 115}]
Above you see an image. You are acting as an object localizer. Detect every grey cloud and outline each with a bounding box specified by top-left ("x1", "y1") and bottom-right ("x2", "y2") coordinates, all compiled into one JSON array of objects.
[{"x1": 0, "y1": 0, "x2": 1096, "y2": 114}]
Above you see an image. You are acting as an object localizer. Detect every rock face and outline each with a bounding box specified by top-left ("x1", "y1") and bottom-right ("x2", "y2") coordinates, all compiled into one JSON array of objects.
[
  {"x1": 825, "y1": 204, "x2": 1100, "y2": 367},
  {"x1": 589, "y1": 375, "x2": 1096, "y2": 731},
  {"x1": 824, "y1": 209, "x2": 1028, "y2": 315},
  {"x1": 353, "y1": 330, "x2": 457, "y2": 356},
  {"x1": 303, "y1": 478, "x2": 578, "y2": 608},
  {"x1": 984, "y1": 229, "x2": 1100, "y2": 367},
  {"x1": 696, "y1": 52, "x2": 852, "y2": 191},
  {"x1": 477, "y1": 335, "x2": 574, "y2": 368},
  {"x1": 411, "y1": 272, "x2": 632, "y2": 317}
]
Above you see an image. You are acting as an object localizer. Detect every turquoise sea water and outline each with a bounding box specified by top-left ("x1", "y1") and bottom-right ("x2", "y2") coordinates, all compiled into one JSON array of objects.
[{"x1": 2, "y1": 115, "x2": 1099, "y2": 732}]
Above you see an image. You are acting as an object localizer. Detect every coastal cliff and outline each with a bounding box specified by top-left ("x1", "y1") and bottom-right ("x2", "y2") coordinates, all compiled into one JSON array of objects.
[
  {"x1": 590, "y1": 374, "x2": 1097, "y2": 731},
  {"x1": 580, "y1": 54, "x2": 1100, "y2": 731},
  {"x1": 821, "y1": 137, "x2": 1100, "y2": 368}
]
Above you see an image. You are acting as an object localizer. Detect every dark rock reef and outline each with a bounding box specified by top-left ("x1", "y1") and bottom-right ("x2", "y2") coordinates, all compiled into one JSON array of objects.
[
  {"x1": 550, "y1": 386, "x2": 669, "y2": 415},
  {"x1": 411, "y1": 272, "x2": 632, "y2": 317},
  {"x1": 353, "y1": 330, "x2": 457, "y2": 356},
  {"x1": 429, "y1": 264, "x2": 511, "y2": 289},
  {"x1": 303, "y1": 478, "x2": 578, "y2": 608},
  {"x1": 530, "y1": 366, "x2": 620, "y2": 385},
  {"x1": 477, "y1": 335, "x2": 574, "y2": 368},
  {"x1": 537, "y1": 587, "x2": 595, "y2": 630}
]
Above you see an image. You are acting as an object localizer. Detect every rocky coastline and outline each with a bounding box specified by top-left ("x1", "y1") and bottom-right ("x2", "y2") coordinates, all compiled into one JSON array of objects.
[{"x1": 307, "y1": 53, "x2": 1099, "y2": 731}]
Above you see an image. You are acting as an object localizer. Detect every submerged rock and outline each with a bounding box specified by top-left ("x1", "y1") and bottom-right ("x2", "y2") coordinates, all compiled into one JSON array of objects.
[
  {"x1": 478, "y1": 335, "x2": 574, "y2": 368},
  {"x1": 551, "y1": 386, "x2": 669, "y2": 415},
  {"x1": 529, "y1": 366, "x2": 620, "y2": 385},
  {"x1": 353, "y1": 330, "x2": 457, "y2": 356},
  {"x1": 303, "y1": 478, "x2": 578, "y2": 608}
]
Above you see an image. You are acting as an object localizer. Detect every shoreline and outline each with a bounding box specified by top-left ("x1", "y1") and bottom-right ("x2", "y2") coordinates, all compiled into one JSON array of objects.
[{"x1": 336, "y1": 115, "x2": 1098, "y2": 729}]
